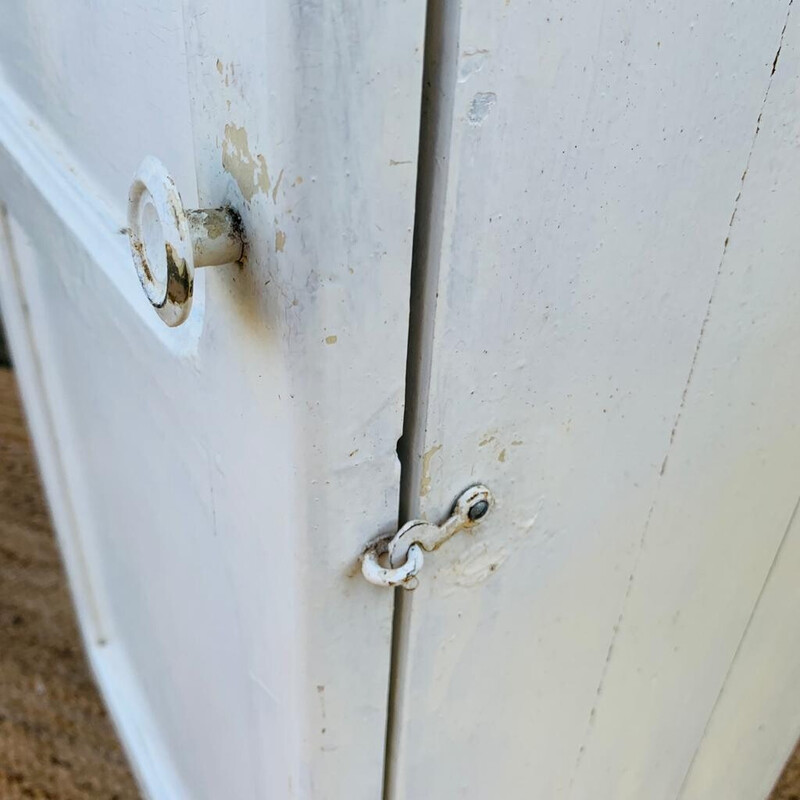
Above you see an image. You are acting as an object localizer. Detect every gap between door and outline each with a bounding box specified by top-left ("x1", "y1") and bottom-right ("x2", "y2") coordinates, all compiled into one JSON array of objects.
[{"x1": 382, "y1": 0, "x2": 462, "y2": 797}]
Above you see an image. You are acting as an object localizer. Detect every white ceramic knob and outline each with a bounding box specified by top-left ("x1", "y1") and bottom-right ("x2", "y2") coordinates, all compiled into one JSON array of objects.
[{"x1": 127, "y1": 157, "x2": 244, "y2": 327}]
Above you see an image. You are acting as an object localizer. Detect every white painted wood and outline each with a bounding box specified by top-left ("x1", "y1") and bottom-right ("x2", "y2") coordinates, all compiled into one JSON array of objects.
[
  {"x1": 677, "y1": 506, "x2": 800, "y2": 800},
  {"x1": 0, "y1": 1, "x2": 197, "y2": 209},
  {"x1": 567, "y1": 11, "x2": 800, "y2": 796},
  {"x1": 388, "y1": 1, "x2": 800, "y2": 798},
  {"x1": 0, "y1": 211, "x2": 187, "y2": 798},
  {"x1": 4, "y1": 3, "x2": 800, "y2": 797},
  {"x1": 0, "y1": 2, "x2": 427, "y2": 798},
  {"x1": 674, "y1": 17, "x2": 800, "y2": 795}
]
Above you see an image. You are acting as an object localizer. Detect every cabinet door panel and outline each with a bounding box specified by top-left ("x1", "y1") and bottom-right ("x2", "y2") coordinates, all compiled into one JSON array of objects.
[
  {"x1": 0, "y1": 1, "x2": 427, "y2": 797},
  {"x1": 388, "y1": 2, "x2": 800, "y2": 799},
  {"x1": 0, "y1": 1, "x2": 197, "y2": 210}
]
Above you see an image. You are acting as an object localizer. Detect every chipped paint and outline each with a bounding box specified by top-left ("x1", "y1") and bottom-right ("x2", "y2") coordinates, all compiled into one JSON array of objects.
[
  {"x1": 275, "y1": 229, "x2": 286, "y2": 252},
  {"x1": 467, "y1": 92, "x2": 497, "y2": 125},
  {"x1": 420, "y1": 444, "x2": 442, "y2": 497},
  {"x1": 362, "y1": 485, "x2": 494, "y2": 589},
  {"x1": 186, "y1": 208, "x2": 244, "y2": 266},
  {"x1": 222, "y1": 123, "x2": 271, "y2": 202}
]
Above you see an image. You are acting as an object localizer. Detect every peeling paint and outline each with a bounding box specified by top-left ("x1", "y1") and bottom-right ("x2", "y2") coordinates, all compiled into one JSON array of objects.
[{"x1": 222, "y1": 123, "x2": 271, "y2": 202}]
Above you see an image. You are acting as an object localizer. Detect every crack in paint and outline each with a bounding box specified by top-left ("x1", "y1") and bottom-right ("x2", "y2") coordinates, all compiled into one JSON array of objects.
[{"x1": 566, "y1": 2, "x2": 795, "y2": 792}]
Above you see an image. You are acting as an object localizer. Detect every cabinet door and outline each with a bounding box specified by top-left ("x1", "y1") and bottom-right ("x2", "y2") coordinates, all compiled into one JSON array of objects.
[
  {"x1": 0, "y1": 2, "x2": 427, "y2": 798},
  {"x1": 387, "y1": 1, "x2": 800, "y2": 799}
]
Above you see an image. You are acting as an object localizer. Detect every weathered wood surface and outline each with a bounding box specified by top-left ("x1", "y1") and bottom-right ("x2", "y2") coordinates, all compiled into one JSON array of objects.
[
  {"x1": 388, "y1": 2, "x2": 800, "y2": 798},
  {"x1": 0, "y1": 1, "x2": 427, "y2": 797}
]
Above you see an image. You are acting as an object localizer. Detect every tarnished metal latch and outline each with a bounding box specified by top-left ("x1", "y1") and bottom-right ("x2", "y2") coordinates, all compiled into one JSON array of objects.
[
  {"x1": 361, "y1": 484, "x2": 494, "y2": 590},
  {"x1": 128, "y1": 157, "x2": 245, "y2": 327}
]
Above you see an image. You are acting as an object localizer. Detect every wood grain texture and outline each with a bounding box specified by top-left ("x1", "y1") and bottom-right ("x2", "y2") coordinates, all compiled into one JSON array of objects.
[
  {"x1": 387, "y1": 1, "x2": 800, "y2": 798},
  {"x1": 0, "y1": 367, "x2": 140, "y2": 800}
]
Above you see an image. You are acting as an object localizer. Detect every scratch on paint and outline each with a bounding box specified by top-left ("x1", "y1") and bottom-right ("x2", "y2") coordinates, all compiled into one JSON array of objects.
[
  {"x1": 249, "y1": 671, "x2": 279, "y2": 706},
  {"x1": 568, "y1": 5, "x2": 793, "y2": 788},
  {"x1": 272, "y1": 168, "x2": 284, "y2": 203}
]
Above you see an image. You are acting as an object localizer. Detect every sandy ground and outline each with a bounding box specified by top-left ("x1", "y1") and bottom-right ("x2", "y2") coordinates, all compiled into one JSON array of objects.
[
  {"x1": 0, "y1": 368, "x2": 139, "y2": 799},
  {"x1": 0, "y1": 364, "x2": 797, "y2": 799}
]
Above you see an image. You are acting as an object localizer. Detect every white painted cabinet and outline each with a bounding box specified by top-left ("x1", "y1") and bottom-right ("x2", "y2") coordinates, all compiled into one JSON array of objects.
[
  {"x1": 0, "y1": 2, "x2": 426, "y2": 798},
  {"x1": 1, "y1": 2, "x2": 800, "y2": 799}
]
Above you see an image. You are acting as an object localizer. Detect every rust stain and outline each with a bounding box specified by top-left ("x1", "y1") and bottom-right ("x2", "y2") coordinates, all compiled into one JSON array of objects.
[
  {"x1": 421, "y1": 444, "x2": 442, "y2": 497},
  {"x1": 216, "y1": 59, "x2": 223, "y2": 75},
  {"x1": 275, "y1": 229, "x2": 286, "y2": 252},
  {"x1": 164, "y1": 244, "x2": 189, "y2": 304},
  {"x1": 132, "y1": 240, "x2": 153, "y2": 283},
  {"x1": 222, "y1": 123, "x2": 271, "y2": 202},
  {"x1": 479, "y1": 435, "x2": 496, "y2": 447},
  {"x1": 293, "y1": 176, "x2": 304, "y2": 187},
  {"x1": 498, "y1": 449, "x2": 507, "y2": 463},
  {"x1": 325, "y1": 335, "x2": 338, "y2": 345}
]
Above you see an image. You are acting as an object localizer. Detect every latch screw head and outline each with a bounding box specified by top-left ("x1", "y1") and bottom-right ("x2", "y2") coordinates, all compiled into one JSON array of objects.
[{"x1": 468, "y1": 499, "x2": 490, "y2": 521}]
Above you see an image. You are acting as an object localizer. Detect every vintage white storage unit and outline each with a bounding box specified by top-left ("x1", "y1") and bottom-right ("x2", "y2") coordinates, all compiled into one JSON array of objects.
[{"x1": 1, "y1": 1, "x2": 799, "y2": 798}]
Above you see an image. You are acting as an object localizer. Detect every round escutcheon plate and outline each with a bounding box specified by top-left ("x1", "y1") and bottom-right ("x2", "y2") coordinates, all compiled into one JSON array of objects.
[{"x1": 127, "y1": 157, "x2": 195, "y2": 327}]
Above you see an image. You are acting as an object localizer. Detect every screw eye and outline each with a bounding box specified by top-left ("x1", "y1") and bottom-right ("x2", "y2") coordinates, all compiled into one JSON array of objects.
[{"x1": 468, "y1": 499, "x2": 490, "y2": 521}]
